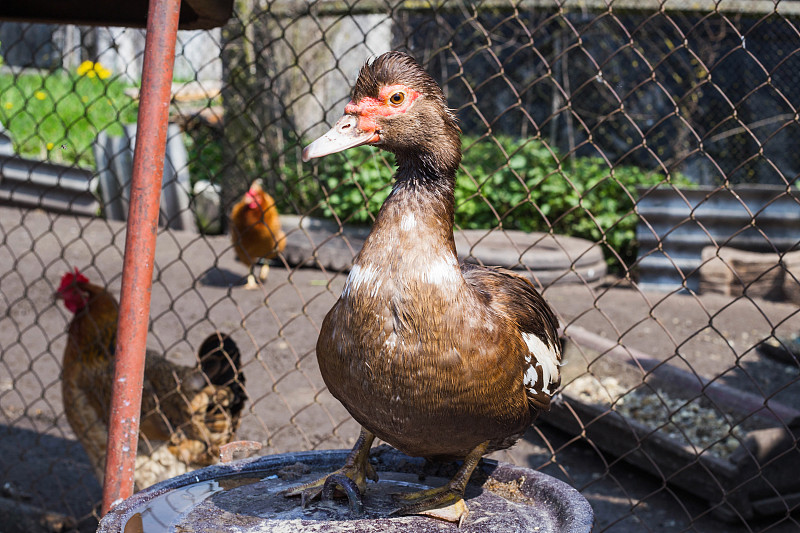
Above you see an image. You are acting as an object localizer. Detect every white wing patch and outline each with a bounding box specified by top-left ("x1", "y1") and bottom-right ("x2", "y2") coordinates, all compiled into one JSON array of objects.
[
  {"x1": 384, "y1": 331, "x2": 398, "y2": 350},
  {"x1": 523, "y1": 332, "x2": 560, "y2": 395}
]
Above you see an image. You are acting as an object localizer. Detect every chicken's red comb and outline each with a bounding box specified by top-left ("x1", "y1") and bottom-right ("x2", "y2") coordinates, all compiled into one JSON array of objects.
[
  {"x1": 58, "y1": 268, "x2": 89, "y2": 293},
  {"x1": 246, "y1": 187, "x2": 262, "y2": 209}
]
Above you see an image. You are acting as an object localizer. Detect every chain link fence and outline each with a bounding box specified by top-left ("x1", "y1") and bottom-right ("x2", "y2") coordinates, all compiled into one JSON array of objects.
[{"x1": 2, "y1": 1, "x2": 800, "y2": 531}]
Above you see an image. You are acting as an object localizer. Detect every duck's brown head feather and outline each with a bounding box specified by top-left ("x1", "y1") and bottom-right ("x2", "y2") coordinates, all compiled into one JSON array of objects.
[
  {"x1": 351, "y1": 52, "x2": 451, "y2": 119},
  {"x1": 305, "y1": 52, "x2": 461, "y2": 179}
]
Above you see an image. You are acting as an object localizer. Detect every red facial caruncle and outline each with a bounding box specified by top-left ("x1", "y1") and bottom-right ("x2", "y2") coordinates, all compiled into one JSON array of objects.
[
  {"x1": 302, "y1": 84, "x2": 421, "y2": 162},
  {"x1": 345, "y1": 84, "x2": 421, "y2": 133}
]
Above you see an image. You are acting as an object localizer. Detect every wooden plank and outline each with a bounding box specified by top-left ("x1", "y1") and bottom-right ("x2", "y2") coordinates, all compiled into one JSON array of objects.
[
  {"x1": 0, "y1": 154, "x2": 98, "y2": 216},
  {"x1": 699, "y1": 246, "x2": 784, "y2": 300}
]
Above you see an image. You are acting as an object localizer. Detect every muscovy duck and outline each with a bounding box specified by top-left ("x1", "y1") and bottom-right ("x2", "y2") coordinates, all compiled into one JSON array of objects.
[{"x1": 286, "y1": 51, "x2": 562, "y2": 523}]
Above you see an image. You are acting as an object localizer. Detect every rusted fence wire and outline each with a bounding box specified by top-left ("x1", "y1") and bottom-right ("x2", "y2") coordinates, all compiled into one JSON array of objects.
[{"x1": 1, "y1": 1, "x2": 800, "y2": 531}]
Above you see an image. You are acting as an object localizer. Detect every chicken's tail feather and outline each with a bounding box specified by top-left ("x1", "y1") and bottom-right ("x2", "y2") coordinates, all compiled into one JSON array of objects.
[{"x1": 197, "y1": 332, "x2": 247, "y2": 416}]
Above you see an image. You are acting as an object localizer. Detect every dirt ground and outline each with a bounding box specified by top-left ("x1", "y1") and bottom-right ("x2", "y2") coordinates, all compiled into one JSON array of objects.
[{"x1": 1, "y1": 204, "x2": 799, "y2": 532}]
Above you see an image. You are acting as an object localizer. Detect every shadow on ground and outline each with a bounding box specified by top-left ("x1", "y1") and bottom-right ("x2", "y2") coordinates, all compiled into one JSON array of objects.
[
  {"x1": 0, "y1": 424, "x2": 100, "y2": 531},
  {"x1": 198, "y1": 266, "x2": 247, "y2": 287}
]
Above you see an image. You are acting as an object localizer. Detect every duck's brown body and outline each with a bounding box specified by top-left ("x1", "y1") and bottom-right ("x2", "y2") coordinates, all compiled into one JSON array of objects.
[
  {"x1": 288, "y1": 51, "x2": 561, "y2": 521},
  {"x1": 319, "y1": 184, "x2": 546, "y2": 459}
]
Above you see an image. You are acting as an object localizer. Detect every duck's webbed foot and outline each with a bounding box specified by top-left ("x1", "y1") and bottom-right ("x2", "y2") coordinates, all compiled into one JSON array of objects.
[
  {"x1": 283, "y1": 428, "x2": 377, "y2": 514},
  {"x1": 390, "y1": 440, "x2": 489, "y2": 525}
]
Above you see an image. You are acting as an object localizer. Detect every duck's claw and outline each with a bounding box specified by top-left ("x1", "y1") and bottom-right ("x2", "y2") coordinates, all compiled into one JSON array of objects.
[
  {"x1": 391, "y1": 485, "x2": 469, "y2": 524},
  {"x1": 258, "y1": 263, "x2": 270, "y2": 282},
  {"x1": 299, "y1": 485, "x2": 323, "y2": 508},
  {"x1": 244, "y1": 273, "x2": 259, "y2": 290},
  {"x1": 283, "y1": 462, "x2": 374, "y2": 506},
  {"x1": 323, "y1": 473, "x2": 364, "y2": 515},
  {"x1": 284, "y1": 428, "x2": 377, "y2": 514},
  {"x1": 283, "y1": 476, "x2": 325, "y2": 499}
]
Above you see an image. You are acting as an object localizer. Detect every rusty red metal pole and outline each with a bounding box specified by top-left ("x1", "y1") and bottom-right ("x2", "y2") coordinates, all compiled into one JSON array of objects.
[{"x1": 101, "y1": 0, "x2": 181, "y2": 515}]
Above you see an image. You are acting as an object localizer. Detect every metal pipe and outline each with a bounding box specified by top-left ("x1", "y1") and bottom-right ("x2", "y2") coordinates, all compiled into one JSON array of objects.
[{"x1": 101, "y1": 0, "x2": 181, "y2": 515}]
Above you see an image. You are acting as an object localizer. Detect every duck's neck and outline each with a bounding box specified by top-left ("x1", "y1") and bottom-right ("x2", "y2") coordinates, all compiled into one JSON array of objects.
[
  {"x1": 397, "y1": 160, "x2": 454, "y2": 213},
  {"x1": 353, "y1": 151, "x2": 460, "y2": 273},
  {"x1": 344, "y1": 149, "x2": 465, "y2": 300},
  {"x1": 388, "y1": 138, "x2": 461, "y2": 224},
  {"x1": 392, "y1": 150, "x2": 458, "y2": 227}
]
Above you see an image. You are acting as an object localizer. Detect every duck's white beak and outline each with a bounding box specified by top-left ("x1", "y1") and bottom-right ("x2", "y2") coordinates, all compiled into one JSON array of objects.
[{"x1": 302, "y1": 114, "x2": 380, "y2": 162}]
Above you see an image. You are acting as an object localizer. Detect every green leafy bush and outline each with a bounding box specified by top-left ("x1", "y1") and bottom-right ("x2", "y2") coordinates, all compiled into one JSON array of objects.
[
  {"x1": 456, "y1": 136, "x2": 691, "y2": 267},
  {"x1": 280, "y1": 135, "x2": 687, "y2": 269},
  {"x1": 271, "y1": 138, "x2": 393, "y2": 225}
]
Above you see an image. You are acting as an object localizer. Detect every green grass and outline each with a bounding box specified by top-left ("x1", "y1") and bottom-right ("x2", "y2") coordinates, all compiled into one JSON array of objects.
[{"x1": 0, "y1": 70, "x2": 138, "y2": 168}]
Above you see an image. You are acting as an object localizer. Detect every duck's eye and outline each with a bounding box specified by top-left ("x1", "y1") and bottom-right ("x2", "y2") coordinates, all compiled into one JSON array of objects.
[{"x1": 388, "y1": 92, "x2": 405, "y2": 106}]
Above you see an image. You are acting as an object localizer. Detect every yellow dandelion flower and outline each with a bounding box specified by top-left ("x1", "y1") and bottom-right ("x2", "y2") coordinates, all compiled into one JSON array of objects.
[
  {"x1": 93, "y1": 62, "x2": 110, "y2": 74},
  {"x1": 77, "y1": 60, "x2": 94, "y2": 76},
  {"x1": 34, "y1": 91, "x2": 47, "y2": 100},
  {"x1": 86, "y1": 70, "x2": 96, "y2": 79},
  {"x1": 97, "y1": 67, "x2": 112, "y2": 80},
  {"x1": 3, "y1": 102, "x2": 11, "y2": 110},
  {"x1": 47, "y1": 142, "x2": 54, "y2": 150}
]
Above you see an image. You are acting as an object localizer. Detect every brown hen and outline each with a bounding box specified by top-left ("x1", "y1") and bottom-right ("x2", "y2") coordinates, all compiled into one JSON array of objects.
[
  {"x1": 56, "y1": 268, "x2": 247, "y2": 490},
  {"x1": 230, "y1": 179, "x2": 286, "y2": 289}
]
